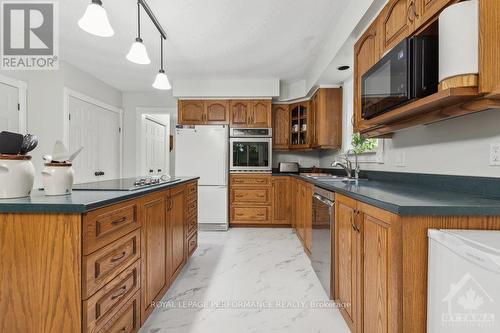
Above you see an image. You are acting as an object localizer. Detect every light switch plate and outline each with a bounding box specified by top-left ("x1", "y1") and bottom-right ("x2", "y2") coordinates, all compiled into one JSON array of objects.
[{"x1": 490, "y1": 143, "x2": 500, "y2": 166}]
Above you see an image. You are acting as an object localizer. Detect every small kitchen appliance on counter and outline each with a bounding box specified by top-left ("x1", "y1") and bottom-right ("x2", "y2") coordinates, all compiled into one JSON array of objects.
[{"x1": 278, "y1": 162, "x2": 299, "y2": 174}]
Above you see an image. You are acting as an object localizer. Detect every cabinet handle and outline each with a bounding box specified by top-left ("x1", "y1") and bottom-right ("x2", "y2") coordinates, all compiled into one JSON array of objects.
[
  {"x1": 110, "y1": 251, "x2": 126, "y2": 263},
  {"x1": 111, "y1": 216, "x2": 127, "y2": 226},
  {"x1": 111, "y1": 286, "x2": 127, "y2": 300}
]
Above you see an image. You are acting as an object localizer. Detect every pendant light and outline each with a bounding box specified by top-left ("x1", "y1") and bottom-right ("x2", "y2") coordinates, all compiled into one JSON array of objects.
[
  {"x1": 78, "y1": 0, "x2": 114, "y2": 37},
  {"x1": 152, "y1": 37, "x2": 171, "y2": 90},
  {"x1": 126, "y1": 2, "x2": 151, "y2": 65}
]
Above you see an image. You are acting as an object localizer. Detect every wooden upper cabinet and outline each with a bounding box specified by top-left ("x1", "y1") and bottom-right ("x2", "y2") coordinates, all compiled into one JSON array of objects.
[
  {"x1": 179, "y1": 100, "x2": 229, "y2": 125},
  {"x1": 354, "y1": 20, "x2": 380, "y2": 132},
  {"x1": 229, "y1": 100, "x2": 252, "y2": 127},
  {"x1": 272, "y1": 104, "x2": 289, "y2": 150},
  {"x1": 178, "y1": 100, "x2": 205, "y2": 125},
  {"x1": 379, "y1": 0, "x2": 413, "y2": 55},
  {"x1": 205, "y1": 100, "x2": 229, "y2": 124},
  {"x1": 250, "y1": 100, "x2": 272, "y2": 128},
  {"x1": 230, "y1": 100, "x2": 272, "y2": 128},
  {"x1": 414, "y1": 0, "x2": 455, "y2": 28},
  {"x1": 312, "y1": 88, "x2": 342, "y2": 149}
]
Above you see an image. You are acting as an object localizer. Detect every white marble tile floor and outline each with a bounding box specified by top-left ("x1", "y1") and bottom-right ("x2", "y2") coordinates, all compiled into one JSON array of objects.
[{"x1": 140, "y1": 228, "x2": 350, "y2": 333}]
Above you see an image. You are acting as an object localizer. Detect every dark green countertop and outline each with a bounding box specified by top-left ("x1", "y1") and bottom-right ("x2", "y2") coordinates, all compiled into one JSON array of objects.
[
  {"x1": 0, "y1": 177, "x2": 199, "y2": 214},
  {"x1": 274, "y1": 173, "x2": 500, "y2": 216}
]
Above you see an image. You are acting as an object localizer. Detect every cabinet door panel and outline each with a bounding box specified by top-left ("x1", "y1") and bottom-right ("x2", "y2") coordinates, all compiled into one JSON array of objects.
[
  {"x1": 179, "y1": 100, "x2": 205, "y2": 125},
  {"x1": 250, "y1": 100, "x2": 272, "y2": 128},
  {"x1": 380, "y1": 0, "x2": 412, "y2": 55},
  {"x1": 230, "y1": 100, "x2": 251, "y2": 127},
  {"x1": 362, "y1": 214, "x2": 389, "y2": 333},
  {"x1": 141, "y1": 193, "x2": 167, "y2": 315},
  {"x1": 272, "y1": 104, "x2": 289, "y2": 150},
  {"x1": 416, "y1": 0, "x2": 455, "y2": 27},
  {"x1": 335, "y1": 195, "x2": 357, "y2": 331},
  {"x1": 354, "y1": 21, "x2": 380, "y2": 131},
  {"x1": 271, "y1": 177, "x2": 290, "y2": 224},
  {"x1": 358, "y1": 202, "x2": 402, "y2": 333},
  {"x1": 205, "y1": 100, "x2": 229, "y2": 124},
  {"x1": 170, "y1": 186, "x2": 186, "y2": 279}
]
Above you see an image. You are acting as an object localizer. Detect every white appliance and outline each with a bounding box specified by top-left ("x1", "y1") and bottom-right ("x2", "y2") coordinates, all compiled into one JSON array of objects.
[
  {"x1": 175, "y1": 125, "x2": 229, "y2": 231},
  {"x1": 427, "y1": 229, "x2": 500, "y2": 333}
]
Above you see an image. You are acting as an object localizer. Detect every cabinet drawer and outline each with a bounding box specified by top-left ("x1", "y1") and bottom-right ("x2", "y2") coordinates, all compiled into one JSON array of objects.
[
  {"x1": 95, "y1": 291, "x2": 141, "y2": 333},
  {"x1": 83, "y1": 201, "x2": 140, "y2": 255},
  {"x1": 187, "y1": 232, "x2": 198, "y2": 257},
  {"x1": 231, "y1": 188, "x2": 270, "y2": 204},
  {"x1": 83, "y1": 229, "x2": 141, "y2": 299},
  {"x1": 187, "y1": 182, "x2": 197, "y2": 196},
  {"x1": 231, "y1": 206, "x2": 271, "y2": 223},
  {"x1": 84, "y1": 260, "x2": 141, "y2": 332},
  {"x1": 231, "y1": 174, "x2": 271, "y2": 186},
  {"x1": 187, "y1": 199, "x2": 197, "y2": 216},
  {"x1": 187, "y1": 213, "x2": 197, "y2": 237}
]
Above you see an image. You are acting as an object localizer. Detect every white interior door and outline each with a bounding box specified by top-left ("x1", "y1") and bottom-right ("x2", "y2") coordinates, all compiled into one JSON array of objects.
[
  {"x1": 0, "y1": 82, "x2": 19, "y2": 131},
  {"x1": 68, "y1": 96, "x2": 121, "y2": 183},
  {"x1": 144, "y1": 116, "x2": 166, "y2": 175},
  {"x1": 98, "y1": 107, "x2": 120, "y2": 180}
]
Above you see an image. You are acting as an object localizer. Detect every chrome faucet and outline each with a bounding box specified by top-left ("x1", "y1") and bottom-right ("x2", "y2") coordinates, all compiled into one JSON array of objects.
[{"x1": 331, "y1": 149, "x2": 360, "y2": 179}]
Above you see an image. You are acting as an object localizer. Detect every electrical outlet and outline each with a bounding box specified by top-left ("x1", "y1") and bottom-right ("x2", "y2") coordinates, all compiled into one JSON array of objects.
[
  {"x1": 490, "y1": 143, "x2": 500, "y2": 166},
  {"x1": 395, "y1": 151, "x2": 406, "y2": 167}
]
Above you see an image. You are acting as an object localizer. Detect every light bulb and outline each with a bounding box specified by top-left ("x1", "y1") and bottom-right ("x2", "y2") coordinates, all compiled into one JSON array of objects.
[
  {"x1": 152, "y1": 70, "x2": 171, "y2": 90},
  {"x1": 78, "y1": 2, "x2": 114, "y2": 37},
  {"x1": 126, "y1": 38, "x2": 151, "y2": 65}
]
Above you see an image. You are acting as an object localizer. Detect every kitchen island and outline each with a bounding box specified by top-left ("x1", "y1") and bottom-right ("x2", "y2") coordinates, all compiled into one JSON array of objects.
[{"x1": 0, "y1": 177, "x2": 199, "y2": 333}]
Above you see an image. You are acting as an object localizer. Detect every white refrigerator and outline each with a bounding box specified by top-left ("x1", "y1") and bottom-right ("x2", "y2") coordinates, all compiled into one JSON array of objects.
[{"x1": 175, "y1": 125, "x2": 228, "y2": 231}]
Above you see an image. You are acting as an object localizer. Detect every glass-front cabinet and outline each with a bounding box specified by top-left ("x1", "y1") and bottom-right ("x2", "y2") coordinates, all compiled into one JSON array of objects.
[{"x1": 289, "y1": 101, "x2": 311, "y2": 149}]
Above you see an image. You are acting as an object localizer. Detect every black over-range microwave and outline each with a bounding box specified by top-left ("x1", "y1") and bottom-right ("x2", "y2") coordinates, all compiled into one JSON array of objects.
[{"x1": 361, "y1": 36, "x2": 439, "y2": 119}]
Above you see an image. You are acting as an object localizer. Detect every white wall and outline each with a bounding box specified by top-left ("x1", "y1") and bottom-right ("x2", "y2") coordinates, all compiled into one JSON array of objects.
[
  {"x1": 273, "y1": 151, "x2": 321, "y2": 169},
  {"x1": 318, "y1": 75, "x2": 500, "y2": 178},
  {"x1": 0, "y1": 61, "x2": 122, "y2": 186},
  {"x1": 122, "y1": 91, "x2": 178, "y2": 177}
]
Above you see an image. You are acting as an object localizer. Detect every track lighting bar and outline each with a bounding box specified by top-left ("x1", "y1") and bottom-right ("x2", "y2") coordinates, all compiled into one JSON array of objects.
[{"x1": 138, "y1": 0, "x2": 167, "y2": 40}]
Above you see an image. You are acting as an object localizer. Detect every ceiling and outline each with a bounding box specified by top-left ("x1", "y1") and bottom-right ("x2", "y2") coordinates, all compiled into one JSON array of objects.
[{"x1": 61, "y1": 0, "x2": 350, "y2": 92}]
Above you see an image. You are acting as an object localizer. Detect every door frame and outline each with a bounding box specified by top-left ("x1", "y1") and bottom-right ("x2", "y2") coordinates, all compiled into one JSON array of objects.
[
  {"x1": 63, "y1": 87, "x2": 124, "y2": 178},
  {"x1": 141, "y1": 114, "x2": 169, "y2": 176},
  {"x1": 0, "y1": 74, "x2": 27, "y2": 133},
  {"x1": 135, "y1": 107, "x2": 175, "y2": 176}
]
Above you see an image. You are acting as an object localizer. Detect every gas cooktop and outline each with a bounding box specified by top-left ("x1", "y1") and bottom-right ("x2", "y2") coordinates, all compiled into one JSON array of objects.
[{"x1": 73, "y1": 176, "x2": 181, "y2": 191}]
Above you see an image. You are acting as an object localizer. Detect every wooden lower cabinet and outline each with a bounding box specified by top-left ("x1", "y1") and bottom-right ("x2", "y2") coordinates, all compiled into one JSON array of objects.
[
  {"x1": 0, "y1": 180, "x2": 198, "y2": 333},
  {"x1": 271, "y1": 177, "x2": 290, "y2": 224},
  {"x1": 230, "y1": 174, "x2": 272, "y2": 226},
  {"x1": 335, "y1": 195, "x2": 358, "y2": 331},
  {"x1": 141, "y1": 192, "x2": 169, "y2": 319},
  {"x1": 170, "y1": 185, "x2": 186, "y2": 281}
]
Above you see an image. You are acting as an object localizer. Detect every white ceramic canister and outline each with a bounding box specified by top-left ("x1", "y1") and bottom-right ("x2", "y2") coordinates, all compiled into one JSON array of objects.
[
  {"x1": 42, "y1": 163, "x2": 75, "y2": 196},
  {"x1": 0, "y1": 154, "x2": 35, "y2": 198}
]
